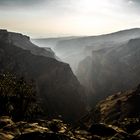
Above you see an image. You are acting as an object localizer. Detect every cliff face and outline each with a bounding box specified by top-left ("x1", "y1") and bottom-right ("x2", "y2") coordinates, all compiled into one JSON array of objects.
[
  {"x1": 77, "y1": 38, "x2": 140, "y2": 105},
  {"x1": 0, "y1": 30, "x2": 86, "y2": 123}
]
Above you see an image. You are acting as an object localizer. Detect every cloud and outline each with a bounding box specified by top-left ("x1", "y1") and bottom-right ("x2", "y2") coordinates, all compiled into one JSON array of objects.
[
  {"x1": 0, "y1": 0, "x2": 140, "y2": 37},
  {"x1": 0, "y1": 0, "x2": 46, "y2": 7},
  {"x1": 129, "y1": 0, "x2": 140, "y2": 3},
  {"x1": 127, "y1": 0, "x2": 140, "y2": 13},
  {"x1": 125, "y1": 0, "x2": 140, "y2": 5}
]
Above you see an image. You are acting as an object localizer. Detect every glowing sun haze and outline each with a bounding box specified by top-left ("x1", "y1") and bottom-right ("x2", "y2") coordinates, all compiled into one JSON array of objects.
[{"x1": 0, "y1": 0, "x2": 140, "y2": 37}]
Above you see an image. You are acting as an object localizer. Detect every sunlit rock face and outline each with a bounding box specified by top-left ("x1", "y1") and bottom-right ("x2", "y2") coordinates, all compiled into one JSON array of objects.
[
  {"x1": 85, "y1": 84, "x2": 140, "y2": 126},
  {"x1": 76, "y1": 85, "x2": 140, "y2": 140},
  {"x1": 0, "y1": 30, "x2": 86, "y2": 123}
]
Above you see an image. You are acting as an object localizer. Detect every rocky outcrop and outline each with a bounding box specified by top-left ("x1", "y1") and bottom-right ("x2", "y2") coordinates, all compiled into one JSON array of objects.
[
  {"x1": 83, "y1": 85, "x2": 140, "y2": 131},
  {"x1": 0, "y1": 116, "x2": 72, "y2": 140},
  {"x1": 93, "y1": 86, "x2": 140, "y2": 124},
  {"x1": 72, "y1": 85, "x2": 140, "y2": 139},
  {"x1": 0, "y1": 30, "x2": 86, "y2": 123}
]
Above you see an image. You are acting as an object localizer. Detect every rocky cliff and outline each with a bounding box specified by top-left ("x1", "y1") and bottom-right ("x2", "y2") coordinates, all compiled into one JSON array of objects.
[{"x1": 0, "y1": 30, "x2": 86, "y2": 123}]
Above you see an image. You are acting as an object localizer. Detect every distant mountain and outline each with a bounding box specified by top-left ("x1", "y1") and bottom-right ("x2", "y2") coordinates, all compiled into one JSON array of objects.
[
  {"x1": 55, "y1": 28, "x2": 140, "y2": 52},
  {"x1": 33, "y1": 28, "x2": 140, "y2": 73},
  {"x1": 32, "y1": 36, "x2": 79, "y2": 49},
  {"x1": 55, "y1": 28, "x2": 140, "y2": 71},
  {"x1": 77, "y1": 37, "x2": 140, "y2": 106},
  {"x1": 0, "y1": 30, "x2": 86, "y2": 122}
]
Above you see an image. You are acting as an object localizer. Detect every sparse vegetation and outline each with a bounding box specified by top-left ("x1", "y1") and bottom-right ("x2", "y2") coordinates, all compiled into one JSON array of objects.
[{"x1": 0, "y1": 72, "x2": 41, "y2": 121}]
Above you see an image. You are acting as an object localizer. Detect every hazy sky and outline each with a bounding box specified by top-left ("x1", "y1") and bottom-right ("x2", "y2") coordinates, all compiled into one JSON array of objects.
[{"x1": 0, "y1": 0, "x2": 140, "y2": 37}]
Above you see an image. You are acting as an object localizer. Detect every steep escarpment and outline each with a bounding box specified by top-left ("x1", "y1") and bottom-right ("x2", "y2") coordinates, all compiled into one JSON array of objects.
[
  {"x1": 0, "y1": 30, "x2": 86, "y2": 123},
  {"x1": 77, "y1": 38, "x2": 140, "y2": 105}
]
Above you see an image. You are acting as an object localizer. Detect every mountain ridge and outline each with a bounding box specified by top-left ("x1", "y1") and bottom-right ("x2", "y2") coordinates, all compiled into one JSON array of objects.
[{"x1": 0, "y1": 29, "x2": 57, "y2": 59}]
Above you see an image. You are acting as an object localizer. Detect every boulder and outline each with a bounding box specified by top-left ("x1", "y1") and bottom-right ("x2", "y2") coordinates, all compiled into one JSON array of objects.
[
  {"x1": 89, "y1": 123, "x2": 117, "y2": 137},
  {"x1": 0, "y1": 116, "x2": 13, "y2": 129}
]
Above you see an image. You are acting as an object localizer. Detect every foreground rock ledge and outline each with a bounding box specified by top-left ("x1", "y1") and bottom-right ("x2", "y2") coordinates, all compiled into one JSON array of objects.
[{"x1": 0, "y1": 116, "x2": 140, "y2": 140}]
